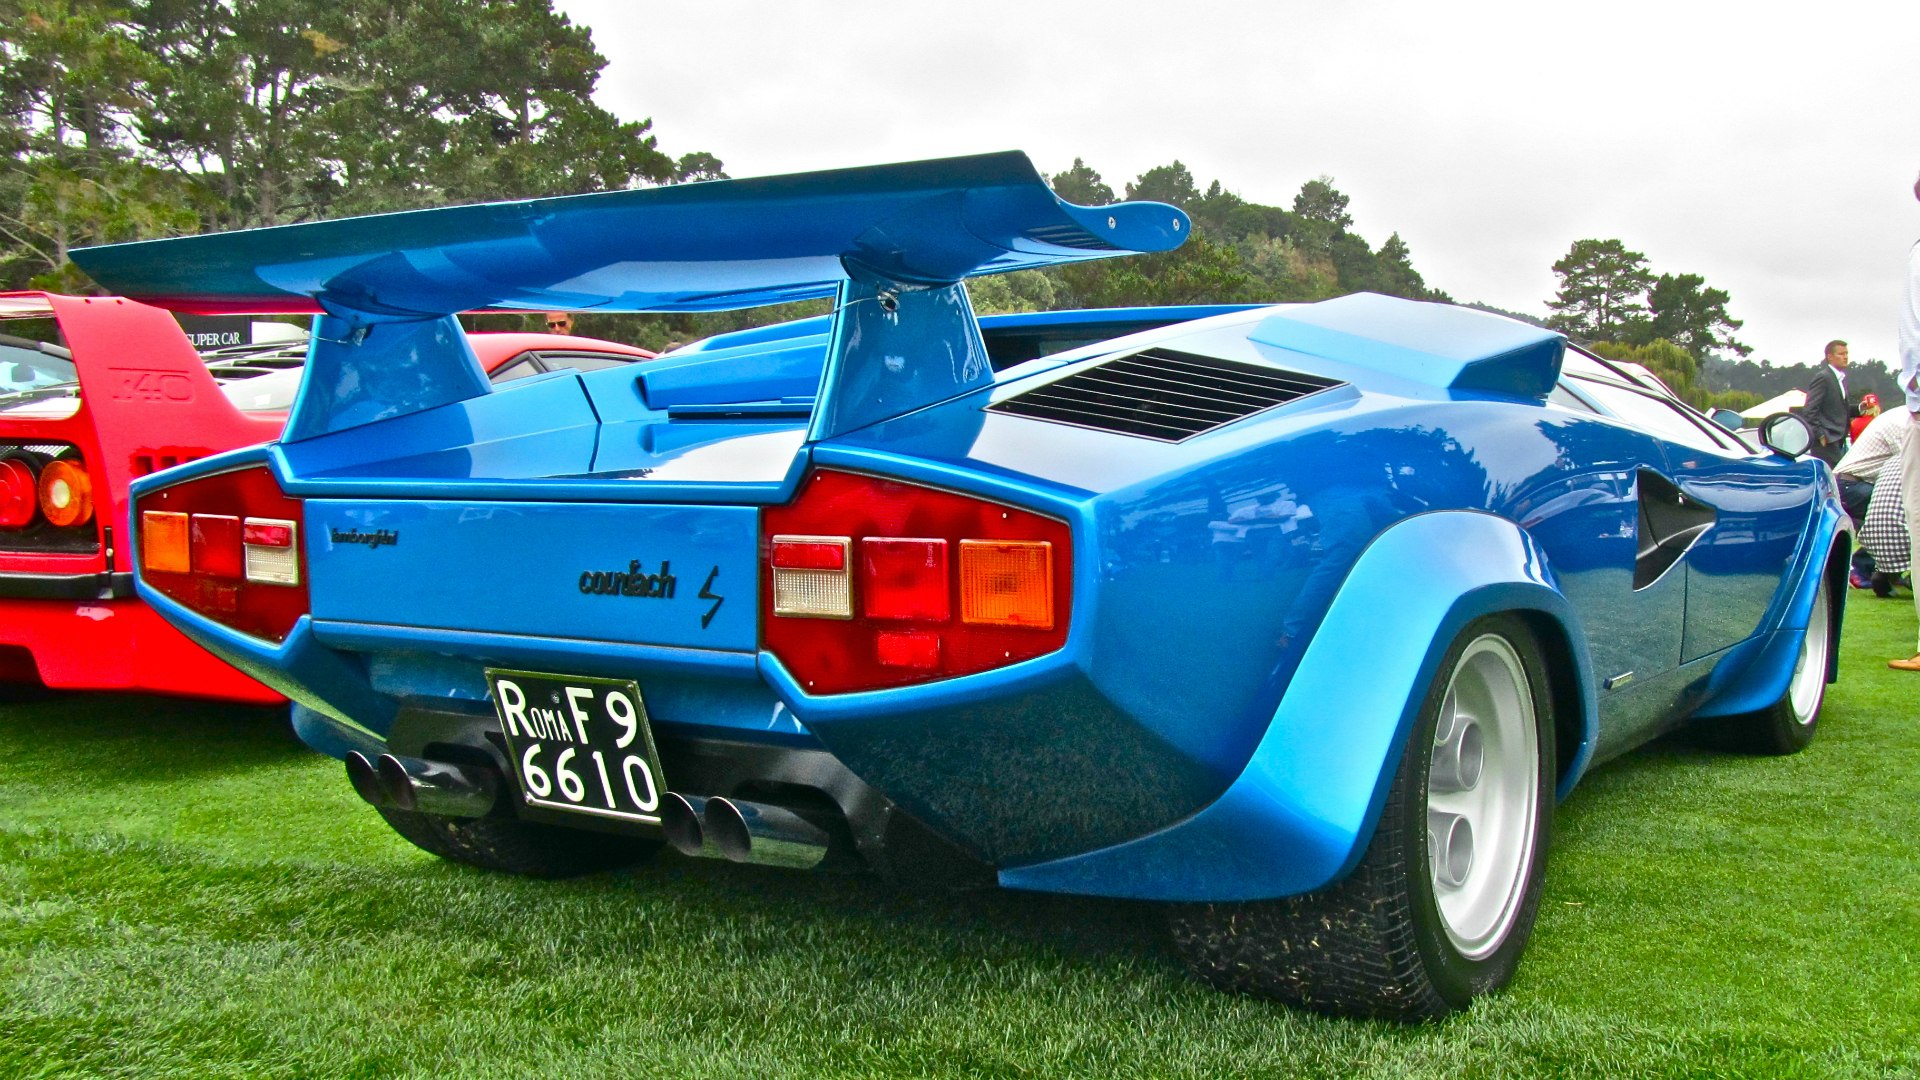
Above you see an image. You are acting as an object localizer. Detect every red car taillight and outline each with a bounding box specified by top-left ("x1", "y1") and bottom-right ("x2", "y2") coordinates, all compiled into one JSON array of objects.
[
  {"x1": 136, "y1": 466, "x2": 307, "y2": 643},
  {"x1": 37, "y1": 459, "x2": 92, "y2": 528},
  {"x1": 761, "y1": 470, "x2": 1071, "y2": 694},
  {"x1": 0, "y1": 458, "x2": 36, "y2": 528},
  {"x1": 0, "y1": 448, "x2": 97, "y2": 534}
]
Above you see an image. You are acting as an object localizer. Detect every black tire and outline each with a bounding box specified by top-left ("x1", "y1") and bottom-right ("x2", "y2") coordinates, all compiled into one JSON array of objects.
[
  {"x1": 375, "y1": 805, "x2": 660, "y2": 878},
  {"x1": 1169, "y1": 614, "x2": 1555, "y2": 1021},
  {"x1": 1695, "y1": 567, "x2": 1834, "y2": 756},
  {"x1": 0, "y1": 680, "x2": 55, "y2": 704}
]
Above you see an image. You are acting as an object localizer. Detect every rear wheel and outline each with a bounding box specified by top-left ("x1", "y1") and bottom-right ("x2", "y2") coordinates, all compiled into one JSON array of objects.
[
  {"x1": 375, "y1": 806, "x2": 660, "y2": 878},
  {"x1": 1169, "y1": 614, "x2": 1555, "y2": 1020}
]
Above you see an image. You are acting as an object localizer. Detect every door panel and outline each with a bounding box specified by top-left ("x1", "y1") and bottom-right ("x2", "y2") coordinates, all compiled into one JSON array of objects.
[{"x1": 1676, "y1": 461, "x2": 1817, "y2": 662}]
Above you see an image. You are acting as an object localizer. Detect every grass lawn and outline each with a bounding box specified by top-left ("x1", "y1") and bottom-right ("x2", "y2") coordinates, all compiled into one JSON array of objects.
[{"x1": 2, "y1": 596, "x2": 1918, "y2": 1079}]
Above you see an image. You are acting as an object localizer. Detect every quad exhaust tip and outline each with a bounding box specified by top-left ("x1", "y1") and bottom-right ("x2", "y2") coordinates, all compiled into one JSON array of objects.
[
  {"x1": 345, "y1": 751, "x2": 386, "y2": 807},
  {"x1": 662, "y1": 792, "x2": 832, "y2": 870},
  {"x1": 345, "y1": 751, "x2": 497, "y2": 819},
  {"x1": 660, "y1": 792, "x2": 718, "y2": 858},
  {"x1": 344, "y1": 754, "x2": 833, "y2": 869}
]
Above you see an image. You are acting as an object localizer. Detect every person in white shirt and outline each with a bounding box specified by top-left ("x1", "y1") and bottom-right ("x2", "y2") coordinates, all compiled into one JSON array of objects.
[
  {"x1": 1888, "y1": 170, "x2": 1920, "y2": 671},
  {"x1": 1835, "y1": 408, "x2": 1911, "y2": 594}
]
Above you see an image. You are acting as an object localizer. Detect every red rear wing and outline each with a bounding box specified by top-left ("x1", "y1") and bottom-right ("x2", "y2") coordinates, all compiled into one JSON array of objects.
[{"x1": 48, "y1": 293, "x2": 283, "y2": 481}]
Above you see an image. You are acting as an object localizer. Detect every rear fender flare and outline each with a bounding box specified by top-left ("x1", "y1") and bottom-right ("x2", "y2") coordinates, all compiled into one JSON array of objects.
[
  {"x1": 1690, "y1": 500, "x2": 1848, "y2": 719},
  {"x1": 998, "y1": 510, "x2": 1596, "y2": 902}
]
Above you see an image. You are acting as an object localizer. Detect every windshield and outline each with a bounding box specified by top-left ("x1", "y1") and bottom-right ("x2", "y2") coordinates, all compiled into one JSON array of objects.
[
  {"x1": 0, "y1": 337, "x2": 81, "y2": 418},
  {"x1": 221, "y1": 367, "x2": 303, "y2": 413}
]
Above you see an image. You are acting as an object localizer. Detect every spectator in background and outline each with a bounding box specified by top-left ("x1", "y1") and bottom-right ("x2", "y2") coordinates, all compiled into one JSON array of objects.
[
  {"x1": 545, "y1": 312, "x2": 574, "y2": 335},
  {"x1": 1802, "y1": 339, "x2": 1852, "y2": 467},
  {"x1": 1861, "y1": 449, "x2": 1910, "y2": 594},
  {"x1": 1850, "y1": 392, "x2": 1881, "y2": 442},
  {"x1": 1835, "y1": 406, "x2": 1909, "y2": 595},
  {"x1": 1888, "y1": 170, "x2": 1920, "y2": 671}
]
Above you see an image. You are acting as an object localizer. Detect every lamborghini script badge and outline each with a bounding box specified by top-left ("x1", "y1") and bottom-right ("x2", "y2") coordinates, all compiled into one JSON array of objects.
[
  {"x1": 331, "y1": 527, "x2": 399, "y2": 549},
  {"x1": 578, "y1": 560, "x2": 677, "y2": 599}
]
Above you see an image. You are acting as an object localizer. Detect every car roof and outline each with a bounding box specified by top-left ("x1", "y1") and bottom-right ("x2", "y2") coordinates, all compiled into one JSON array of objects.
[{"x1": 468, "y1": 333, "x2": 655, "y2": 364}]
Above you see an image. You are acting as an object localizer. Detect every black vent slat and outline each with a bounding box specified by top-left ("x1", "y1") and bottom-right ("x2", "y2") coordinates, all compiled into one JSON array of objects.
[
  {"x1": 1023, "y1": 383, "x2": 1248, "y2": 422},
  {"x1": 1002, "y1": 400, "x2": 1199, "y2": 438},
  {"x1": 988, "y1": 347, "x2": 1343, "y2": 442},
  {"x1": 1071, "y1": 368, "x2": 1289, "y2": 411},
  {"x1": 1024, "y1": 223, "x2": 1113, "y2": 251},
  {"x1": 1019, "y1": 398, "x2": 1228, "y2": 426},
  {"x1": 1129, "y1": 356, "x2": 1332, "y2": 395}
]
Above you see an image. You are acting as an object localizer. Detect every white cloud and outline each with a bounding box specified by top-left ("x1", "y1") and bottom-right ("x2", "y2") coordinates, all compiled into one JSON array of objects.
[{"x1": 558, "y1": 0, "x2": 1920, "y2": 367}]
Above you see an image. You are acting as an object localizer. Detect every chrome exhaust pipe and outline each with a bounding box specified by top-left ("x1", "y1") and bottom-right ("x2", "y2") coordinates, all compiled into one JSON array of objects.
[
  {"x1": 343, "y1": 752, "x2": 497, "y2": 818},
  {"x1": 660, "y1": 792, "x2": 720, "y2": 857},
  {"x1": 704, "y1": 796, "x2": 830, "y2": 870},
  {"x1": 344, "y1": 751, "x2": 388, "y2": 806}
]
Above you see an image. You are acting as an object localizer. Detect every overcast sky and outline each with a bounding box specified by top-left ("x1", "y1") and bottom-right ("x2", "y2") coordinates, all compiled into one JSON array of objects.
[{"x1": 555, "y1": 1, "x2": 1918, "y2": 369}]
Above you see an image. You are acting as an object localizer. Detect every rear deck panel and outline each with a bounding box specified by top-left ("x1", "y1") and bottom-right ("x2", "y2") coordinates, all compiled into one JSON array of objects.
[{"x1": 305, "y1": 499, "x2": 760, "y2": 651}]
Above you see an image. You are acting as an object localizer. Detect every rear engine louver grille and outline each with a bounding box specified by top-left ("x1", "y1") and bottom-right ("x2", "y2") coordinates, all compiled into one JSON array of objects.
[
  {"x1": 987, "y1": 349, "x2": 1344, "y2": 442},
  {"x1": 1024, "y1": 223, "x2": 1114, "y2": 251}
]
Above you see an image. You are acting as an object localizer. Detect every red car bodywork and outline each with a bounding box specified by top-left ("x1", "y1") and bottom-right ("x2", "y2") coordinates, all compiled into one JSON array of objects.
[{"x1": 0, "y1": 292, "x2": 650, "y2": 702}]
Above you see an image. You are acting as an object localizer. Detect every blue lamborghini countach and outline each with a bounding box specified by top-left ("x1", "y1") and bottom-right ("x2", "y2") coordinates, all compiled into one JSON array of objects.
[{"x1": 73, "y1": 152, "x2": 1846, "y2": 1020}]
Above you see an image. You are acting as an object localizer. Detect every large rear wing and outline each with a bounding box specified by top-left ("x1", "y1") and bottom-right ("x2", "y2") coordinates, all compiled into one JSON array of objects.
[{"x1": 73, "y1": 152, "x2": 1189, "y2": 442}]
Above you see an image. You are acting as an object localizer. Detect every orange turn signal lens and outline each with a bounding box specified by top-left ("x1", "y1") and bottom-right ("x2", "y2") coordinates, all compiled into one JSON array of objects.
[
  {"x1": 958, "y1": 540, "x2": 1054, "y2": 629},
  {"x1": 37, "y1": 459, "x2": 92, "y2": 528},
  {"x1": 141, "y1": 510, "x2": 191, "y2": 574}
]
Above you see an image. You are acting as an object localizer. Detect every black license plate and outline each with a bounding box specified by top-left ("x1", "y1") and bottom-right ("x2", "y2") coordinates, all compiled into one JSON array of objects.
[{"x1": 486, "y1": 669, "x2": 668, "y2": 825}]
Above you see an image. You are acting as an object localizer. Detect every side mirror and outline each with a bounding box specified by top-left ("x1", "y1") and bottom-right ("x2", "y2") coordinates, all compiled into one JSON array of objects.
[
  {"x1": 1758, "y1": 412, "x2": 1813, "y2": 458},
  {"x1": 1708, "y1": 408, "x2": 1744, "y2": 432}
]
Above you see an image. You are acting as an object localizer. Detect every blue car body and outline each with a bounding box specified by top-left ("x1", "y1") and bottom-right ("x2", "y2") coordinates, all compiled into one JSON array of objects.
[{"x1": 75, "y1": 153, "x2": 1846, "y2": 908}]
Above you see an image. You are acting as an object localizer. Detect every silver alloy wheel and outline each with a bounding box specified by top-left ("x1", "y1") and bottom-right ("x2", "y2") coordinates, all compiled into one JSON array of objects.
[
  {"x1": 1786, "y1": 576, "x2": 1831, "y2": 725},
  {"x1": 1426, "y1": 633, "x2": 1540, "y2": 961}
]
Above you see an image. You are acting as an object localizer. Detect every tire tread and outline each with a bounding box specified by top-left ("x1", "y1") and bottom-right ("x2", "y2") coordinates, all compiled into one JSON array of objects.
[
  {"x1": 1168, "y1": 763, "x2": 1452, "y2": 1020},
  {"x1": 1168, "y1": 614, "x2": 1553, "y2": 1021}
]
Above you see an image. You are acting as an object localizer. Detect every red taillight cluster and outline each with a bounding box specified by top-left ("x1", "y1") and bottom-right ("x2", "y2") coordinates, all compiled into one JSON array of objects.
[
  {"x1": 135, "y1": 466, "x2": 307, "y2": 643},
  {"x1": 0, "y1": 450, "x2": 95, "y2": 532},
  {"x1": 761, "y1": 470, "x2": 1072, "y2": 694}
]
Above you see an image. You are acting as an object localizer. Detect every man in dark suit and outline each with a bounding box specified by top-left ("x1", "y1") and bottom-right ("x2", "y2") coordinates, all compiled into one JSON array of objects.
[{"x1": 1802, "y1": 339, "x2": 1852, "y2": 467}]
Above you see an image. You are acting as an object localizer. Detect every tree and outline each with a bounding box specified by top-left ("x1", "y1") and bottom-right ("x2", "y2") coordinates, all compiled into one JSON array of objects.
[
  {"x1": 1049, "y1": 157, "x2": 1112, "y2": 206},
  {"x1": 1290, "y1": 175, "x2": 1353, "y2": 254},
  {"x1": 0, "y1": 0, "x2": 203, "y2": 288},
  {"x1": 1546, "y1": 238, "x2": 1653, "y2": 343},
  {"x1": 1060, "y1": 162, "x2": 1257, "y2": 308},
  {"x1": 1125, "y1": 160, "x2": 1199, "y2": 208},
  {"x1": 1373, "y1": 232, "x2": 1443, "y2": 301},
  {"x1": 1331, "y1": 231, "x2": 1444, "y2": 302},
  {"x1": 0, "y1": 0, "x2": 723, "y2": 287},
  {"x1": 132, "y1": 0, "x2": 714, "y2": 228},
  {"x1": 1188, "y1": 178, "x2": 1244, "y2": 237},
  {"x1": 1291, "y1": 175, "x2": 1352, "y2": 230},
  {"x1": 1590, "y1": 338, "x2": 1702, "y2": 405},
  {"x1": 1641, "y1": 272, "x2": 1750, "y2": 359},
  {"x1": 672, "y1": 150, "x2": 726, "y2": 183},
  {"x1": 1053, "y1": 234, "x2": 1263, "y2": 308},
  {"x1": 1236, "y1": 234, "x2": 1338, "y2": 301},
  {"x1": 1037, "y1": 156, "x2": 1445, "y2": 310},
  {"x1": 966, "y1": 269, "x2": 1056, "y2": 314}
]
